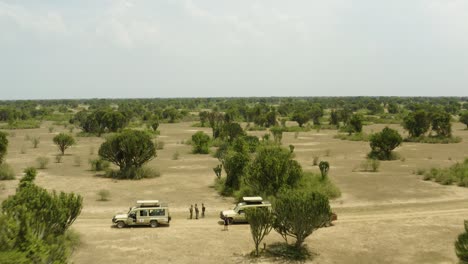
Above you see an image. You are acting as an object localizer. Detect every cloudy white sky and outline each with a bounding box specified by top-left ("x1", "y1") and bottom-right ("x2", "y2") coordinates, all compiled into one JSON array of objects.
[{"x1": 0, "y1": 0, "x2": 467, "y2": 99}]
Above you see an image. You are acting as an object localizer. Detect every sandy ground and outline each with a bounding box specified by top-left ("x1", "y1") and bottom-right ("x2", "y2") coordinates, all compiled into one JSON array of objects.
[{"x1": 1, "y1": 121, "x2": 468, "y2": 264}]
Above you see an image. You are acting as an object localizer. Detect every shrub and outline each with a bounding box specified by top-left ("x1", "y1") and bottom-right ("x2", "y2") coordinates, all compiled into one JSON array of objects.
[
  {"x1": 172, "y1": 151, "x2": 180, "y2": 160},
  {"x1": 313, "y1": 156, "x2": 319, "y2": 166},
  {"x1": 191, "y1": 131, "x2": 210, "y2": 154},
  {"x1": 334, "y1": 132, "x2": 370, "y2": 141},
  {"x1": 298, "y1": 172, "x2": 341, "y2": 199},
  {"x1": 49, "y1": 126, "x2": 55, "y2": 133},
  {"x1": 97, "y1": 189, "x2": 110, "y2": 201},
  {"x1": 0, "y1": 131, "x2": 7, "y2": 164},
  {"x1": 55, "y1": 154, "x2": 63, "y2": 163},
  {"x1": 455, "y1": 220, "x2": 468, "y2": 262},
  {"x1": 360, "y1": 159, "x2": 380, "y2": 172},
  {"x1": 156, "y1": 140, "x2": 165, "y2": 150},
  {"x1": 420, "y1": 159, "x2": 468, "y2": 186},
  {"x1": 36, "y1": 156, "x2": 50, "y2": 169},
  {"x1": 89, "y1": 158, "x2": 110, "y2": 171},
  {"x1": 106, "y1": 166, "x2": 160, "y2": 179},
  {"x1": 31, "y1": 137, "x2": 40, "y2": 148},
  {"x1": 0, "y1": 163, "x2": 15, "y2": 180}
]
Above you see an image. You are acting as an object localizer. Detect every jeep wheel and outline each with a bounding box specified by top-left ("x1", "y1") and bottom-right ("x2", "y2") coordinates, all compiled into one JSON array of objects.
[
  {"x1": 227, "y1": 218, "x2": 234, "y2": 225},
  {"x1": 150, "y1": 220, "x2": 158, "y2": 228},
  {"x1": 116, "y1": 221, "x2": 125, "y2": 229}
]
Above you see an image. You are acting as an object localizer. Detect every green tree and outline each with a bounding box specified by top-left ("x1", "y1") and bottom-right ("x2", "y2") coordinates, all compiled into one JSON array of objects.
[
  {"x1": 103, "y1": 111, "x2": 127, "y2": 132},
  {"x1": 0, "y1": 131, "x2": 7, "y2": 164},
  {"x1": 403, "y1": 110, "x2": 430, "y2": 138},
  {"x1": 99, "y1": 130, "x2": 156, "y2": 179},
  {"x1": 53, "y1": 133, "x2": 76, "y2": 155},
  {"x1": 309, "y1": 104, "x2": 323, "y2": 125},
  {"x1": 222, "y1": 148, "x2": 250, "y2": 191},
  {"x1": 273, "y1": 189, "x2": 331, "y2": 248},
  {"x1": 455, "y1": 220, "x2": 468, "y2": 263},
  {"x1": 270, "y1": 126, "x2": 284, "y2": 144},
  {"x1": 329, "y1": 110, "x2": 340, "y2": 127},
  {"x1": 368, "y1": 127, "x2": 402, "y2": 160},
  {"x1": 387, "y1": 102, "x2": 399, "y2": 114},
  {"x1": 220, "y1": 122, "x2": 245, "y2": 142},
  {"x1": 244, "y1": 145, "x2": 302, "y2": 197},
  {"x1": 461, "y1": 112, "x2": 468, "y2": 129},
  {"x1": 245, "y1": 207, "x2": 273, "y2": 256},
  {"x1": 348, "y1": 114, "x2": 363, "y2": 134},
  {"x1": 191, "y1": 131, "x2": 211, "y2": 154},
  {"x1": 431, "y1": 111, "x2": 452, "y2": 137},
  {"x1": 199, "y1": 111, "x2": 209, "y2": 127},
  {"x1": 150, "y1": 118, "x2": 160, "y2": 131},
  {"x1": 318, "y1": 161, "x2": 329, "y2": 180},
  {"x1": 292, "y1": 111, "x2": 309, "y2": 127}
]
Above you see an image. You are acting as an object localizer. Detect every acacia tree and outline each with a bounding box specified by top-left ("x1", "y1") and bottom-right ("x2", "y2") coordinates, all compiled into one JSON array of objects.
[
  {"x1": 99, "y1": 130, "x2": 156, "y2": 179},
  {"x1": 273, "y1": 189, "x2": 331, "y2": 248},
  {"x1": 455, "y1": 220, "x2": 468, "y2": 263},
  {"x1": 368, "y1": 127, "x2": 402, "y2": 160},
  {"x1": 403, "y1": 110, "x2": 430, "y2": 138},
  {"x1": 191, "y1": 131, "x2": 211, "y2": 154},
  {"x1": 461, "y1": 112, "x2": 468, "y2": 129},
  {"x1": 53, "y1": 133, "x2": 76, "y2": 155},
  {"x1": 0, "y1": 131, "x2": 7, "y2": 164},
  {"x1": 244, "y1": 145, "x2": 302, "y2": 197},
  {"x1": 245, "y1": 208, "x2": 273, "y2": 256}
]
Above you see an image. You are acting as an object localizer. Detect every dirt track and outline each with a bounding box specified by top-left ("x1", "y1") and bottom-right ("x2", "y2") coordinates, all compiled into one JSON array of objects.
[{"x1": 1, "y1": 121, "x2": 467, "y2": 263}]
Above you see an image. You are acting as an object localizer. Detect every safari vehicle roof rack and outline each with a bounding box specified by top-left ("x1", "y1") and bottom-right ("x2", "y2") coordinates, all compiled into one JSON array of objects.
[{"x1": 136, "y1": 200, "x2": 161, "y2": 207}]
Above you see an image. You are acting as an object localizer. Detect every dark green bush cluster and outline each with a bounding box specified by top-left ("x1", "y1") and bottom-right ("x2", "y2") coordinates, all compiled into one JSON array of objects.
[
  {"x1": 421, "y1": 159, "x2": 468, "y2": 186},
  {"x1": 89, "y1": 158, "x2": 110, "y2": 171},
  {"x1": 0, "y1": 163, "x2": 15, "y2": 180},
  {"x1": 0, "y1": 168, "x2": 82, "y2": 263}
]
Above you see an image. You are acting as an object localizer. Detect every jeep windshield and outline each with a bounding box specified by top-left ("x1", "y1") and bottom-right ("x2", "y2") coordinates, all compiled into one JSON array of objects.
[{"x1": 233, "y1": 203, "x2": 245, "y2": 213}]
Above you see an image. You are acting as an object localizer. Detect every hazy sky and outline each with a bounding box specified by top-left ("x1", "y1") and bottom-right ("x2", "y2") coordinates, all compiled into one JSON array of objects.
[{"x1": 0, "y1": 0, "x2": 467, "y2": 100}]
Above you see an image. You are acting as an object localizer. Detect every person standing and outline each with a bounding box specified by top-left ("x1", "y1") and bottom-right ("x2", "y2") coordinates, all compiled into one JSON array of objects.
[
  {"x1": 223, "y1": 217, "x2": 229, "y2": 231},
  {"x1": 189, "y1": 205, "x2": 193, "y2": 219},
  {"x1": 195, "y1": 204, "x2": 199, "y2": 219},
  {"x1": 201, "y1": 203, "x2": 206, "y2": 218}
]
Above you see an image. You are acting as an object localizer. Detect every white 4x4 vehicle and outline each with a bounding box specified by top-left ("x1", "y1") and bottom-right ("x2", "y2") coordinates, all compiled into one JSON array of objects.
[
  {"x1": 112, "y1": 200, "x2": 171, "y2": 228},
  {"x1": 220, "y1": 197, "x2": 271, "y2": 224}
]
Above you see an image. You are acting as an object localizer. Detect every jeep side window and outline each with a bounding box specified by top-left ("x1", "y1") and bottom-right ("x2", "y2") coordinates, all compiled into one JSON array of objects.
[
  {"x1": 140, "y1": 210, "x2": 148, "y2": 217},
  {"x1": 150, "y1": 209, "x2": 165, "y2": 216}
]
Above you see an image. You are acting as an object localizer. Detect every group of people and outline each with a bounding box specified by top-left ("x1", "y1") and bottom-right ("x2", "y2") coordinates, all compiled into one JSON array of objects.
[{"x1": 188, "y1": 203, "x2": 205, "y2": 219}]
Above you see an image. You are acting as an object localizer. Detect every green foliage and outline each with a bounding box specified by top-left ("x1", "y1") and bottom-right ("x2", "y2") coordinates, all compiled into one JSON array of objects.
[
  {"x1": 220, "y1": 122, "x2": 245, "y2": 142},
  {"x1": 422, "y1": 159, "x2": 468, "y2": 186},
  {"x1": 404, "y1": 136, "x2": 462, "y2": 144},
  {"x1": 270, "y1": 126, "x2": 284, "y2": 143},
  {"x1": 53, "y1": 133, "x2": 76, "y2": 155},
  {"x1": 403, "y1": 110, "x2": 430, "y2": 137},
  {"x1": 36, "y1": 156, "x2": 50, "y2": 169},
  {"x1": 245, "y1": 207, "x2": 273, "y2": 256},
  {"x1": 213, "y1": 164, "x2": 222, "y2": 179},
  {"x1": 298, "y1": 172, "x2": 341, "y2": 199},
  {"x1": 0, "y1": 120, "x2": 41, "y2": 130},
  {"x1": 191, "y1": 131, "x2": 211, "y2": 154},
  {"x1": 0, "y1": 167, "x2": 83, "y2": 263},
  {"x1": 431, "y1": 111, "x2": 452, "y2": 137},
  {"x1": 172, "y1": 151, "x2": 180, "y2": 160},
  {"x1": 318, "y1": 161, "x2": 329, "y2": 180},
  {"x1": 460, "y1": 112, "x2": 468, "y2": 129},
  {"x1": 31, "y1": 136, "x2": 40, "y2": 148},
  {"x1": 244, "y1": 145, "x2": 302, "y2": 198},
  {"x1": 368, "y1": 127, "x2": 402, "y2": 160},
  {"x1": 455, "y1": 220, "x2": 468, "y2": 263},
  {"x1": 0, "y1": 131, "x2": 7, "y2": 164},
  {"x1": 291, "y1": 111, "x2": 309, "y2": 127},
  {"x1": 347, "y1": 114, "x2": 363, "y2": 134},
  {"x1": 273, "y1": 189, "x2": 331, "y2": 248},
  {"x1": 334, "y1": 132, "x2": 370, "y2": 141},
  {"x1": 99, "y1": 130, "x2": 156, "y2": 179},
  {"x1": 360, "y1": 159, "x2": 380, "y2": 172},
  {"x1": 0, "y1": 163, "x2": 15, "y2": 180},
  {"x1": 89, "y1": 158, "x2": 110, "y2": 171}
]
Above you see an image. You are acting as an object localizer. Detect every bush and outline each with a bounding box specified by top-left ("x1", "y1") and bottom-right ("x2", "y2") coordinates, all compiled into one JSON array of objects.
[
  {"x1": 156, "y1": 140, "x2": 165, "y2": 150},
  {"x1": 404, "y1": 136, "x2": 462, "y2": 144},
  {"x1": 97, "y1": 189, "x2": 110, "y2": 201},
  {"x1": 360, "y1": 159, "x2": 380, "y2": 172},
  {"x1": 172, "y1": 151, "x2": 180, "y2": 160},
  {"x1": 420, "y1": 159, "x2": 468, "y2": 186},
  {"x1": 55, "y1": 154, "x2": 63, "y2": 163},
  {"x1": 105, "y1": 166, "x2": 160, "y2": 180},
  {"x1": 31, "y1": 137, "x2": 40, "y2": 148},
  {"x1": 89, "y1": 158, "x2": 110, "y2": 171},
  {"x1": 191, "y1": 131, "x2": 210, "y2": 154},
  {"x1": 298, "y1": 172, "x2": 341, "y2": 199},
  {"x1": 0, "y1": 120, "x2": 41, "y2": 129},
  {"x1": 0, "y1": 163, "x2": 15, "y2": 180},
  {"x1": 36, "y1": 156, "x2": 50, "y2": 169},
  {"x1": 334, "y1": 132, "x2": 370, "y2": 141}
]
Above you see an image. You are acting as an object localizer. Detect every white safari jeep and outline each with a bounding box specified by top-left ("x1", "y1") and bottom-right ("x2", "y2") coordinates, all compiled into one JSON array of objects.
[
  {"x1": 220, "y1": 196, "x2": 271, "y2": 224},
  {"x1": 112, "y1": 200, "x2": 171, "y2": 228}
]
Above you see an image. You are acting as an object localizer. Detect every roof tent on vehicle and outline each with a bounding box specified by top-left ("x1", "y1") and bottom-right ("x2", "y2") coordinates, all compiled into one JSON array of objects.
[
  {"x1": 242, "y1": 196, "x2": 263, "y2": 204},
  {"x1": 136, "y1": 200, "x2": 161, "y2": 207}
]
